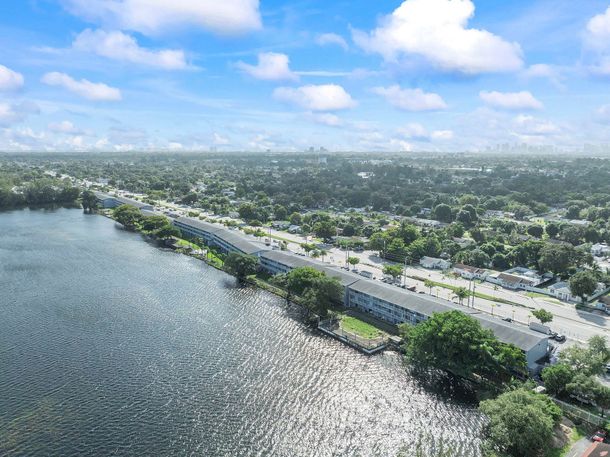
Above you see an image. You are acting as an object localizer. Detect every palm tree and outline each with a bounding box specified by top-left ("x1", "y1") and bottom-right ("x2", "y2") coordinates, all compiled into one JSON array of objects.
[
  {"x1": 424, "y1": 279, "x2": 434, "y2": 295},
  {"x1": 319, "y1": 249, "x2": 328, "y2": 261},
  {"x1": 455, "y1": 287, "x2": 469, "y2": 306}
]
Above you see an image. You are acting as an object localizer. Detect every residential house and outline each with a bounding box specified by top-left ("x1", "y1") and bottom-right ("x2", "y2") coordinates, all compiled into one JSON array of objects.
[
  {"x1": 419, "y1": 256, "x2": 451, "y2": 270},
  {"x1": 453, "y1": 263, "x2": 488, "y2": 280},
  {"x1": 549, "y1": 281, "x2": 606, "y2": 303}
]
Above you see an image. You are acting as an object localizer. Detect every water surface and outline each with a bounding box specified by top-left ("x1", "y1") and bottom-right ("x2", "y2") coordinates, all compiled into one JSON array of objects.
[{"x1": 0, "y1": 208, "x2": 483, "y2": 456}]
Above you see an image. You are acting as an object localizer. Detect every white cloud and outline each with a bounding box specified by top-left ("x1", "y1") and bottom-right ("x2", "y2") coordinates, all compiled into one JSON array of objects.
[
  {"x1": 0, "y1": 101, "x2": 39, "y2": 126},
  {"x1": 479, "y1": 90, "x2": 543, "y2": 110},
  {"x1": 352, "y1": 0, "x2": 523, "y2": 74},
  {"x1": 273, "y1": 84, "x2": 356, "y2": 111},
  {"x1": 372, "y1": 85, "x2": 447, "y2": 111},
  {"x1": 0, "y1": 104, "x2": 25, "y2": 126},
  {"x1": 431, "y1": 130, "x2": 454, "y2": 140},
  {"x1": 584, "y1": 7, "x2": 610, "y2": 75},
  {"x1": 63, "y1": 0, "x2": 262, "y2": 36},
  {"x1": 585, "y1": 6, "x2": 610, "y2": 50},
  {"x1": 48, "y1": 120, "x2": 84, "y2": 134},
  {"x1": 42, "y1": 72, "x2": 122, "y2": 101},
  {"x1": 0, "y1": 64, "x2": 24, "y2": 91},
  {"x1": 398, "y1": 122, "x2": 453, "y2": 141},
  {"x1": 307, "y1": 112, "x2": 343, "y2": 127},
  {"x1": 513, "y1": 114, "x2": 559, "y2": 135},
  {"x1": 73, "y1": 29, "x2": 188, "y2": 70},
  {"x1": 236, "y1": 52, "x2": 297, "y2": 81},
  {"x1": 316, "y1": 33, "x2": 348, "y2": 50},
  {"x1": 213, "y1": 132, "x2": 230, "y2": 145},
  {"x1": 521, "y1": 64, "x2": 564, "y2": 90}
]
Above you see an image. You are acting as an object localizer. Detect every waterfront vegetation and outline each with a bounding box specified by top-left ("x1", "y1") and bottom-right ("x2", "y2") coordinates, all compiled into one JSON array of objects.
[{"x1": 399, "y1": 311, "x2": 526, "y2": 388}]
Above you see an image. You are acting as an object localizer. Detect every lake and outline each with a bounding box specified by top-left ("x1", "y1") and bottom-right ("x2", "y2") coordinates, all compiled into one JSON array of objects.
[{"x1": 0, "y1": 208, "x2": 483, "y2": 456}]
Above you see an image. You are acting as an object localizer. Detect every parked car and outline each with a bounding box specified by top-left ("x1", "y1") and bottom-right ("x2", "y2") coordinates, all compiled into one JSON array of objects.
[
  {"x1": 553, "y1": 334, "x2": 566, "y2": 342},
  {"x1": 502, "y1": 317, "x2": 513, "y2": 323},
  {"x1": 592, "y1": 430, "x2": 607, "y2": 442}
]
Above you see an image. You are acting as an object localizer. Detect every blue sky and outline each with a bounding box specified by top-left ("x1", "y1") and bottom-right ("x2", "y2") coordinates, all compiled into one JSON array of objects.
[{"x1": 3, "y1": 0, "x2": 610, "y2": 152}]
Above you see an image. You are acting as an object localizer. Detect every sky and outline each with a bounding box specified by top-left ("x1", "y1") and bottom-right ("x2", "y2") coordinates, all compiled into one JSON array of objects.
[{"x1": 4, "y1": 0, "x2": 610, "y2": 152}]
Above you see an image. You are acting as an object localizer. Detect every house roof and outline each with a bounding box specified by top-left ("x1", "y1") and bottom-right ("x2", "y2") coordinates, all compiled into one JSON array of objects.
[
  {"x1": 453, "y1": 263, "x2": 484, "y2": 274},
  {"x1": 348, "y1": 279, "x2": 478, "y2": 317},
  {"x1": 498, "y1": 273, "x2": 536, "y2": 286}
]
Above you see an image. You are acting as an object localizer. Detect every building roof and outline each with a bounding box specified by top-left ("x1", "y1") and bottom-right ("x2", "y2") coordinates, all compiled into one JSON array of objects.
[
  {"x1": 348, "y1": 279, "x2": 478, "y2": 317},
  {"x1": 474, "y1": 314, "x2": 547, "y2": 353},
  {"x1": 94, "y1": 191, "x2": 152, "y2": 209},
  {"x1": 175, "y1": 216, "x2": 226, "y2": 234},
  {"x1": 420, "y1": 256, "x2": 447, "y2": 264},
  {"x1": 498, "y1": 272, "x2": 536, "y2": 286},
  {"x1": 453, "y1": 263, "x2": 484, "y2": 274},
  {"x1": 213, "y1": 229, "x2": 268, "y2": 255},
  {"x1": 260, "y1": 250, "x2": 362, "y2": 287}
]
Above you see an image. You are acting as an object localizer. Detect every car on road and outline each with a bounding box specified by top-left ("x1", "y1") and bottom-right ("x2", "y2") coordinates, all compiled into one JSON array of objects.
[
  {"x1": 553, "y1": 334, "x2": 566, "y2": 342},
  {"x1": 502, "y1": 317, "x2": 513, "y2": 323},
  {"x1": 591, "y1": 430, "x2": 607, "y2": 443}
]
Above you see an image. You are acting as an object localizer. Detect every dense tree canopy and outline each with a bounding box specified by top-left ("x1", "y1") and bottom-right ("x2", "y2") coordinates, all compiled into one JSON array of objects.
[{"x1": 404, "y1": 311, "x2": 525, "y2": 384}]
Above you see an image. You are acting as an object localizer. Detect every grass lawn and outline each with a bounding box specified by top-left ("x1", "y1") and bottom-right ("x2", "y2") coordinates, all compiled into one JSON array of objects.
[
  {"x1": 526, "y1": 292, "x2": 564, "y2": 304},
  {"x1": 340, "y1": 315, "x2": 384, "y2": 339}
]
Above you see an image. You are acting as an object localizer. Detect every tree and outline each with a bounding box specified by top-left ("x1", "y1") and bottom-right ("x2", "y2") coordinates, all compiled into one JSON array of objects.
[
  {"x1": 561, "y1": 336, "x2": 610, "y2": 376},
  {"x1": 274, "y1": 205, "x2": 288, "y2": 220},
  {"x1": 276, "y1": 267, "x2": 341, "y2": 317},
  {"x1": 347, "y1": 256, "x2": 360, "y2": 269},
  {"x1": 113, "y1": 205, "x2": 143, "y2": 230},
  {"x1": 81, "y1": 190, "x2": 98, "y2": 212},
  {"x1": 313, "y1": 220, "x2": 336, "y2": 240},
  {"x1": 569, "y1": 270, "x2": 598, "y2": 303},
  {"x1": 566, "y1": 373, "x2": 602, "y2": 405},
  {"x1": 538, "y1": 243, "x2": 576, "y2": 275},
  {"x1": 405, "y1": 311, "x2": 525, "y2": 383},
  {"x1": 480, "y1": 389, "x2": 561, "y2": 457},
  {"x1": 224, "y1": 252, "x2": 258, "y2": 280},
  {"x1": 424, "y1": 279, "x2": 434, "y2": 295},
  {"x1": 527, "y1": 224, "x2": 544, "y2": 238},
  {"x1": 455, "y1": 209, "x2": 472, "y2": 226},
  {"x1": 433, "y1": 204, "x2": 453, "y2": 223},
  {"x1": 454, "y1": 287, "x2": 469, "y2": 306},
  {"x1": 541, "y1": 364, "x2": 574, "y2": 396},
  {"x1": 153, "y1": 224, "x2": 180, "y2": 240},
  {"x1": 532, "y1": 308, "x2": 553, "y2": 325},
  {"x1": 289, "y1": 212, "x2": 302, "y2": 225},
  {"x1": 383, "y1": 264, "x2": 403, "y2": 281},
  {"x1": 301, "y1": 275, "x2": 342, "y2": 317},
  {"x1": 141, "y1": 215, "x2": 170, "y2": 232},
  {"x1": 546, "y1": 222, "x2": 560, "y2": 239}
]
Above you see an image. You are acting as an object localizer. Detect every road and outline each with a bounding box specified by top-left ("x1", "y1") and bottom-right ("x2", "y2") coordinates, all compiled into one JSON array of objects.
[{"x1": 77, "y1": 178, "x2": 609, "y2": 344}]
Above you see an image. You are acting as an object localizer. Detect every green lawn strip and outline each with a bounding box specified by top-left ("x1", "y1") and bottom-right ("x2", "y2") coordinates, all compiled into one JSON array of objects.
[
  {"x1": 526, "y1": 291, "x2": 564, "y2": 304},
  {"x1": 408, "y1": 275, "x2": 531, "y2": 308},
  {"x1": 339, "y1": 315, "x2": 385, "y2": 339}
]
